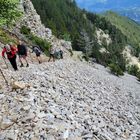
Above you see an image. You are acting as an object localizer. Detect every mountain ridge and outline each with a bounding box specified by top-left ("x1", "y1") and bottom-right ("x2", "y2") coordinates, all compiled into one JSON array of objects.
[{"x1": 75, "y1": 0, "x2": 140, "y2": 23}]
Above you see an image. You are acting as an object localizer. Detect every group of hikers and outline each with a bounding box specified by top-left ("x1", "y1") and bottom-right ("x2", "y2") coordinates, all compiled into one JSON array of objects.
[{"x1": 1, "y1": 40, "x2": 64, "y2": 71}]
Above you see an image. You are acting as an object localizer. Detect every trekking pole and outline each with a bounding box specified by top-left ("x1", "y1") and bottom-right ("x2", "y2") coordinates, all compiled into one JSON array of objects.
[
  {"x1": 0, "y1": 68, "x2": 8, "y2": 85},
  {"x1": 2, "y1": 57, "x2": 9, "y2": 69}
]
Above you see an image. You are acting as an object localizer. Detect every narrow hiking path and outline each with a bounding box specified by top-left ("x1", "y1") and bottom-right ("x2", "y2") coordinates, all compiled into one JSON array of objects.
[{"x1": 0, "y1": 59, "x2": 140, "y2": 140}]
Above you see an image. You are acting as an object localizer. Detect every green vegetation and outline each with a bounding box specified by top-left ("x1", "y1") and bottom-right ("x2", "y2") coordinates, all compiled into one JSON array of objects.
[
  {"x1": 0, "y1": 28, "x2": 18, "y2": 44},
  {"x1": 30, "y1": 35, "x2": 51, "y2": 55},
  {"x1": 127, "y1": 65, "x2": 140, "y2": 76},
  {"x1": 31, "y1": 0, "x2": 129, "y2": 72},
  {"x1": 136, "y1": 71, "x2": 140, "y2": 81},
  {"x1": 108, "y1": 63, "x2": 124, "y2": 76},
  {"x1": 86, "y1": 12, "x2": 127, "y2": 71},
  {"x1": 103, "y1": 11, "x2": 140, "y2": 57},
  {"x1": 20, "y1": 26, "x2": 31, "y2": 36},
  {"x1": 20, "y1": 26, "x2": 50, "y2": 55},
  {"x1": 127, "y1": 65, "x2": 140, "y2": 81},
  {"x1": 0, "y1": 0, "x2": 22, "y2": 26},
  {"x1": 31, "y1": 0, "x2": 95, "y2": 44}
]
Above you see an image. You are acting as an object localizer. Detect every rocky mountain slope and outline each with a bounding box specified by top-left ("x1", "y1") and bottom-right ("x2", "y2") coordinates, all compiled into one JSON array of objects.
[
  {"x1": 0, "y1": 1, "x2": 140, "y2": 140},
  {"x1": 0, "y1": 59, "x2": 140, "y2": 140}
]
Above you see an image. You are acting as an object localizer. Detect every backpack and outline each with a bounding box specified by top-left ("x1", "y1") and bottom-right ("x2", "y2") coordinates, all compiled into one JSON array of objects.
[{"x1": 33, "y1": 46, "x2": 41, "y2": 55}]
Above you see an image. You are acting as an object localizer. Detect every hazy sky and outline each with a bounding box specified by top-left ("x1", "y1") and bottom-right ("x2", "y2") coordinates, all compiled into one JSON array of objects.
[{"x1": 76, "y1": 0, "x2": 140, "y2": 12}]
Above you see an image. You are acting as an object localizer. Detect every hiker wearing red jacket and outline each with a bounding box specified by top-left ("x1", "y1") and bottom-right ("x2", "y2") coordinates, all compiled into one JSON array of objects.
[{"x1": 2, "y1": 44, "x2": 18, "y2": 71}]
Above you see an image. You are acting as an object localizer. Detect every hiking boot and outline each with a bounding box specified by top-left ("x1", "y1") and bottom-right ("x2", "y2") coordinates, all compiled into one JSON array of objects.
[
  {"x1": 20, "y1": 63, "x2": 24, "y2": 67},
  {"x1": 26, "y1": 63, "x2": 29, "y2": 67}
]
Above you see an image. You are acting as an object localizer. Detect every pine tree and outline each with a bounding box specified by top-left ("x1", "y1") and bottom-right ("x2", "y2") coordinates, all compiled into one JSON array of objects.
[{"x1": 77, "y1": 29, "x2": 94, "y2": 56}]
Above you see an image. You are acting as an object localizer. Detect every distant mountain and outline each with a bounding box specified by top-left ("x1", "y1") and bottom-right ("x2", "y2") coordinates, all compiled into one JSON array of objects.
[
  {"x1": 76, "y1": 0, "x2": 140, "y2": 23},
  {"x1": 117, "y1": 8, "x2": 140, "y2": 23}
]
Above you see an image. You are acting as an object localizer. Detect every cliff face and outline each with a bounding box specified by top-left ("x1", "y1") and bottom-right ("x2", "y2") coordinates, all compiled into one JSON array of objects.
[
  {"x1": 15, "y1": 0, "x2": 72, "y2": 57},
  {"x1": 18, "y1": 0, "x2": 52, "y2": 40}
]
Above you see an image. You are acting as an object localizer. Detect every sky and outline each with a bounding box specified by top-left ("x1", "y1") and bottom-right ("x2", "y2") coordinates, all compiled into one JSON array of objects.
[{"x1": 75, "y1": 0, "x2": 140, "y2": 12}]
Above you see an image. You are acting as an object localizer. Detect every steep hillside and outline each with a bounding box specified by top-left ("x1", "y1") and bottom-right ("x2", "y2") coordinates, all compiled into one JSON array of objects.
[
  {"x1": 31, "y1": 0, "x2": 93, "y2": 40},
  {"x1": 31, "y1": 0, "x2": 140, "y2": 59},
  {"x1": 0, "y1": 1, "x2": 140, "y2": 139},
  {"x1": 0, "y1": 59, "x2": 140, "y2": 140},
  {"x1": 103, "y1": 11, "x2": 140, "y2": 56},
  {"x1": 30, "y1": 0, "x2": 130, "y2": 72}
]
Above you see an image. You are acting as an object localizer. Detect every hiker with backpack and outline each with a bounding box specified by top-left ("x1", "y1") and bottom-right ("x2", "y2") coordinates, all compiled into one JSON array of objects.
[
  {"x1": 17, "y1": 40, "x2": 29, "y2": 67},
  {"x1": 48, "y1": 44, "x2": 55, "y2": 62},
  {"x1": 32, "y1": 46, "x2": 42, "y2": 64},
  {"x1": 2, "y1": 44, "x2": 18, "y2": 71}
]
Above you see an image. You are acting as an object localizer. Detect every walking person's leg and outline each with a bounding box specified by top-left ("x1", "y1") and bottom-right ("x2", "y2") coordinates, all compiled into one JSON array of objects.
[
  {"x1": 23, "y1": 56, "x2": 29, "y2": 67},
  {"x1": 60, "y1": 51, "x2": 63, "y2": 59},
  {"x1": 36, "y1": 53, "x2": 41, "y2": 64},
  {"x1": 37, "y1": 56, "x2": 41, "y2": 64},
  {"x1": 9, "y1": 55, "x2": 18, "y2": 71},
  {"x1": 52, "y1": 54, "x2": 55, "y2": 62},
  {"x1": 48, "y1": 54, "x2": 52, "y2": 62},
  {"x1": 19, "y1": 56, "x2": 24, "y2": 67}
]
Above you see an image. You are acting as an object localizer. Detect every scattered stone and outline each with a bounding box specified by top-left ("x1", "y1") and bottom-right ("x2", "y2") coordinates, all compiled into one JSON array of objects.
[
  {"x1": 0, "y1": 119, "x2": 14, "y2": 130},
  {"x1": 0, "y1": 59, "x2": 139, "y2": 139},
  {"x1": 63, "y1": 130, "x2": 69, "y2": 139},
  {"x1": 11, "y1": 81, "x2": 26, "y2": 90}
]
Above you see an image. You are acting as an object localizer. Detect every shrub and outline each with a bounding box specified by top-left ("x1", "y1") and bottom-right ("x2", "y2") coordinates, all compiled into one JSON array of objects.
[
  {"x1": 82, "y1": 55, "x2": 89, "y2": 62},
  {"x1": 20, "y1": 26, "x2": 31, "y2": 35},
  {"x1": 136, "y1": 71, "x2": 140, "y2": 81},
  {"x1": 20, "y1": 26, "x2": 50, "y2": 55},
  {"x1": 30, "y1": 35, "x2": 51, "y2": 55},
  {"x1": 62, "y1": 33, "x2": 71, "y2": 41},
  {"x1": 127, "y1": 65, "x2": 139, "y2": 76},
  {"x1": 108, "y1": 63, "x2": 124, "y2": 76},
  {"x1": 0, "y1": 28, "x2": 17, "y2": 44}
]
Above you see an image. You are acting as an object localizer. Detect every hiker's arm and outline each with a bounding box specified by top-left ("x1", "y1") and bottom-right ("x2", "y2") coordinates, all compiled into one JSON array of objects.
[{"x1": 2, "y1": 48, "x2": 6, "y2": 59}]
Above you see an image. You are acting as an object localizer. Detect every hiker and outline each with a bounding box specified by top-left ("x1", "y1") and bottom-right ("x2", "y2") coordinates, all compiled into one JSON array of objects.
[
  {"x1": 32, "y1": 46, "x2": 42, "y2": 64},
  {"x1": 2, "y1": 44, "x2": 18, "y2": 71},
  {"x1": 60, "y1": 43, "x2": 65, "y2": 59},
  {"x1": 17, "y1": 41, "x2": 29, "y2": 67},
  {"x1": 59, "y1": 49, "x2": 63, "y2": 59},
  {"x1": 48, "y1": 44, "x2": 55, "y2": 62}
]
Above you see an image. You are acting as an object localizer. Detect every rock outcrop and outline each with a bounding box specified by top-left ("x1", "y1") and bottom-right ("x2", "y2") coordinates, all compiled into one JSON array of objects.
[
  {"x1": 19, "y1": 0, "x2": 52, "y2": 40},
  {"x1": 0, "y1": 59, "x2": 140, "y2": 140},
  {"x1": 16, "y1": 0, "x2": 72, "y2": 58}
]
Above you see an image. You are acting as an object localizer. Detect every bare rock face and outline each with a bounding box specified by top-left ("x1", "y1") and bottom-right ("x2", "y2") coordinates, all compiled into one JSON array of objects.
[
  {"x1": 18, "y1": 0, "x2": 52, "y2": 40},
  {"x1": 16, "y1": 0, "x2": 72, "y2": 57}
]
